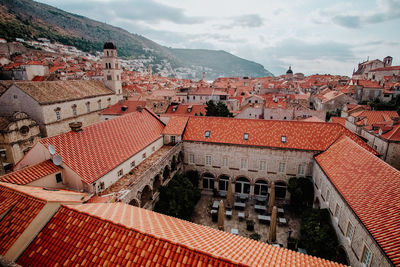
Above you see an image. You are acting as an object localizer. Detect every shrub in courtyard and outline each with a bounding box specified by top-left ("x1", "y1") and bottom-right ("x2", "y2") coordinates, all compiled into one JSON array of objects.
[
  {"x1": 298, "y1": 208, "x2": 339, "y2": 261},
  {"x1": 249, "y1": 233, "x2": 261, "y2": 241},
  {"x1": 154, "y1": 173, "x2": 201, "y2": 220},
  {"x1": 185, "y1": 170, "x2": 200, "y2": 188},
  {"x1": 287, "y1": 177, "x2": 314, "y2": 209},
  {"x1": 246, "y1": 219, "x2": 255, "y2": 231}
]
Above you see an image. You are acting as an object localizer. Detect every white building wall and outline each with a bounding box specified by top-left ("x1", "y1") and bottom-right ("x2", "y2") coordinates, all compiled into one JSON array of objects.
[{"x1": 313, "y1": 163, "x2": 392, "y2": 267}]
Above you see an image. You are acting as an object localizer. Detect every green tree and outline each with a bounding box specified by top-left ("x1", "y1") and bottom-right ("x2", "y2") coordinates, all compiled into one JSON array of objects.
[
  {"x1": 287, "y1": 177, "x2": 314, "y2": 209},
  {"x1": 205, "y1": 100, "x2": 233, "y2": 117},
  {"x1": 298, "y1": 209, "x2": 340, "y2": 262},
  {"x1": 154, "y1": 173, "x2": 201, "y2": 220}
]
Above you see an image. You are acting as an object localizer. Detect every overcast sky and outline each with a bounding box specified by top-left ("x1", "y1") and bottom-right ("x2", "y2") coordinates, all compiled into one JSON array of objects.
[{"x1": 36, "y1": 0, "x2": 400, "y2": 76}]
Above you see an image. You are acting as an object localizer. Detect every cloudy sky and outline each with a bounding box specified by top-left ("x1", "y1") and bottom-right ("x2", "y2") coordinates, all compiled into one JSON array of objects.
[{"x1": 36, "y1": 0, "x2": 400, "y2": 76}]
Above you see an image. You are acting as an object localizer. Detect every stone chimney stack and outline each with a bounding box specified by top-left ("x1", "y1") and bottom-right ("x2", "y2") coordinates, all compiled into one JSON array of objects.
[{"x1": 69, "y1": 122, "x2": 83, "y2": 132}]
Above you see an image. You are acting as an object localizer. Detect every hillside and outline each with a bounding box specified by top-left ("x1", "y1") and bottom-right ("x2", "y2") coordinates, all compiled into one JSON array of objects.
[{"x1": 0, "y1": 0, "x2": 273, "y2": 79}]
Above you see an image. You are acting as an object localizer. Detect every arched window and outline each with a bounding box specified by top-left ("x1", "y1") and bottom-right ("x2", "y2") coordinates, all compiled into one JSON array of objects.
[
  {"x1": 254, "y1": 180, "x2": 268, "y2": 196},
  {"x1": 202, "y1": 173, "x2": 214, "y2": 190},
  {"x1": 235, "y1": 177, "x2": 250, "y2": 195},
  {"x1": 275, "y1": 181, "x2": 287, "y2": 199},
  {"x1": 218, "y1": 175, "x2": 229, "y2": 191}
]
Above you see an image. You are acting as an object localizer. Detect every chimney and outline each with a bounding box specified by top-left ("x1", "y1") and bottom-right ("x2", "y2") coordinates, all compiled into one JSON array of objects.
[
  {"x1": 69, "y1": 122, "x2": 83, "y2": 132},
  {"x1": 136, "y1": 106, "x2": 143, "y2": 112}
]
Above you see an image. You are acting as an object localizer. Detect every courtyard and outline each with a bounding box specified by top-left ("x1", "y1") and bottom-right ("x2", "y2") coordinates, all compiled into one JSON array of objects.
[{"x1": 191, "y1": 192, "x2": 301, "y2": 248}]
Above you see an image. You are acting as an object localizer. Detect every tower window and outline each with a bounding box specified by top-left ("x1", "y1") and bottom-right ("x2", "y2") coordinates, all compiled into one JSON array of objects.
[
  {"x1": 72, "y1": 105, "x2": 77, "y2": 116},
  {"x1": 98, "y1": 100, "x2": 101, "y2": 109},
  {"x1": 55, "y1": 111, "x2": 61, "y2": 121},
  {"x1": 107, "y1": 75, "x2": 112, "y2": 81},
  {"x1": 86, "y1": 102, "x2": 90, "y2": 113}
]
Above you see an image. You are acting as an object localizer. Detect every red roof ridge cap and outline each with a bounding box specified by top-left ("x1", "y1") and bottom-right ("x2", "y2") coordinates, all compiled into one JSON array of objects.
[{"x1": 62, "y1": 204, "x2": 243, "y2": 265}]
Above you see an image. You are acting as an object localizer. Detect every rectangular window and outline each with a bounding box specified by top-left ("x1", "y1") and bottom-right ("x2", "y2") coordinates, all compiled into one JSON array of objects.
[
  {"x1": 152, "y1": 146, "x2": 155, "y2": 152},
  {"x1": 205, "y1": 155, "x2": 212, "y2": 166},
  {"x1": 171, "y1": 136, "x2": 176, "y2": 144},
  {"x1": 118, "y1": 169, "x2": 123, "y2": 177},
  {"x1": 240, "y1": 158, "x2": 247, "y2": 169},
  {"x1": 142, "y1": 153, "x2": 146, "y2": 159},
  {"x1": 107, "y1": 75, "x2": 112, "y2": 80},
  {"x1": 86, "y1": 103, "x2": 90, "y2": 113},
  {"x1": 72, "y1": 106, "x2": 77, "y2": 116},
  {"x1": 346, "y1": 221, "x2": 354, "y2": 242},
  {"x1": 55, "y1": 111, "x2": 61, "y2": 121},
  {"x1": 131, "y1": 161, "x2": 135, "y2": 168},
  {"x1": 98, "y1": 101, "x2": 101, "y2": 109},
  {"x1": 55, "y1": 173, "x2": 62, "y2": 183},
  {"x1": 326, "y1": 189, "x2": 330, "y2": 202},
  {"x1": 361, "y1": 246, "x2": 372, "y2": 266},
  {"x1": 223, "y1": 156, "x2": 228, "y2": 167},
  {"x1": 259, "y1": 160, "x2": 266, "y2": 171},
  {"x1": 281, "y1": 136, "x2": 287, "y2": 143},
  {"x1": 279, "y1": 162, "x2": 286, "y2": 173},
  {"x1": 298, "y1": 164, "x2": 305, "y2": 175},
  {"x1": 204, "y1": 130, "x2": 211, "y2": 138},
  {"x1": 244, "y1": 133, "x2": 249, "y2": 140},
  {"x1": 189, "y1": 153, "x2": 194, "y2": 164}
]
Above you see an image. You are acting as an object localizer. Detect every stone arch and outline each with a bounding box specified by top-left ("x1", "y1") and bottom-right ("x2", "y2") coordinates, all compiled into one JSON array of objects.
[
  {"x1": 153, "y1": 174, "x2": 162, "y2": 193},
  {"x1": 140, "y1": 185, "x2": 153, "y2": 208},
  {"x1": 217, "y1": 174, "x2": 230, "y2": 192},
  {"x1": 234, "y1": 176, "x2": 250, "y2": 195},
  {"x1": 129, "y1": 198, "x2": 139, "y2": 207},
  {"x1": 163, "y1": 165, "x2": 170, "y2": 181},
  {"x1": 254, "y1": 178, "x2": 269, "y2": 196},
  {"x1": 275, "y1": 180, "x2": 287, "y2": 199},
  {"x1": 335, "y1": 245, "x2": 350, "y2": 265},
  {"x1": 201, "y1": 172, "x2": 215, "y2": 190},
  {"x1": 171, "y1": 155, "x2": 177, "y2": 171}
]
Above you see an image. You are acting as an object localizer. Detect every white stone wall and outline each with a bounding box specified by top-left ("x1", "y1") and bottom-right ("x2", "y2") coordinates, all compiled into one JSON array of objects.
[
  {"x1": 183, "y1": 141, "x2": 315, "y2": 199},
  {"x1": 235, "y1": 106, "x2": 263, "y2": 119},
  {"x1": 93, "y1": 137, "x2": 164, "y2": 194},
  {"x1": 313, "y1": 163, "x2": 392, "y2": 267}
]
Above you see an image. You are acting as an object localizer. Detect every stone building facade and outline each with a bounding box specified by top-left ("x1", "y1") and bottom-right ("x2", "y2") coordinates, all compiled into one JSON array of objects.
[{"x1": 0, "y1": 112, "x2": 41, "y2": 168}]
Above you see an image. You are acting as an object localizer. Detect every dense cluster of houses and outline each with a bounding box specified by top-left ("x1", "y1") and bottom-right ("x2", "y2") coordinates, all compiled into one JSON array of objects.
[{"x1": 0, "y1": 41, "x2": 399, "y2": 266}]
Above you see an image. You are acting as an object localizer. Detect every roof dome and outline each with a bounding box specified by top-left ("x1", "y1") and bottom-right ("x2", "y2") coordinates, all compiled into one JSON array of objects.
[
  {"x1": 103, "y1": 42, "x2": 117, "y2": 50},
  {"x1": 286, "y1": 66, "x2": 293, "y2": 74}
]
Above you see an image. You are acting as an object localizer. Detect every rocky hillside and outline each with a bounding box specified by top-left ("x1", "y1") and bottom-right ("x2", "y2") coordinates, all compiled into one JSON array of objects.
[{"x1": 0, "y1": 0, "x2": 273, "y2": 79}]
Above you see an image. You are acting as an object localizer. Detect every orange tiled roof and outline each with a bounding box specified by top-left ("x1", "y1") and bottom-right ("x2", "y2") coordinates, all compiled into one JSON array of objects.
[
  {"x1": 18, "y1": 203, "x2": 344, "y2": 266},
  {"x1": 381, "y1": 124, "x2": 400, "y2": 141},
  {"x1": 330, "y1": 117, "x2": 347, "y2": 127},
  {"x1": 352, "y1": 110, "x2": 399, "y2": 126},
  {"x1": 0, "y1": 183, "x2": 45, "y2": 255},
  {"x1": 162, "y1": 116, "x2": 189, "y2": 135},
  {"x1": 0, "y1": 160, "x2": 59, "y2": 185},
  {"x1": 40, "y1": 109, "x2": 165, "y2": 184},
  {"x1": 165, "y1": 104, "x2": 206, "y2": 116},
  {"x1": 315, "y1": 136, "x2": 400, "y2": 265},
  {"x1": 99, "y1": 100, "x2": 146, "y2": 115},
  {"x1": 183, "y1": 116, "x2": 377, "y2": 154}
]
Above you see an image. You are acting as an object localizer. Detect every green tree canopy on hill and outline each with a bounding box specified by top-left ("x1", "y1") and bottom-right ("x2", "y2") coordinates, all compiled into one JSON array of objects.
[{"x1": 205, "y1": 100, "x2": 233, "y2": 117}]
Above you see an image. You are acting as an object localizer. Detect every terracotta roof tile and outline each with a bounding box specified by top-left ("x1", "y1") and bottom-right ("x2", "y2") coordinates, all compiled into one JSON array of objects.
[
  {"x1": 0, "y1": 183, "x2": 46, "y2": 255},
  {"x1": 99, "y1": 100, "x2": 146, "y2": 115},
  {"x1": 330, "y1": 117, "x2": 347, "y2": 127},
  {"x1": 40, "y1": 109, "x2": 164, "y2": 184},
  {"x1": 165, "y1": 104, "x2": 206, "y2": 116},
  {"x1": 352, "y1": 111, "x2": 399, "y2": 126},
  {"x1": 183, "y1": 117, "x2": 377, "y2": 154},
  {"x1": 162, "y1": 116, "x2": 189, "y2": 135},
  {"x1": 381, "y1": 124, "x2": 400, "y2": 141},
  {"x1": 0, "y1": 160, "x2": 59, "y2": 185},
  {"x1": 17, "y1": 203, "x2": 344, "y2": 266},
  {"x1": 315, "y1": 136, "x2": 400, "y2": 265}
]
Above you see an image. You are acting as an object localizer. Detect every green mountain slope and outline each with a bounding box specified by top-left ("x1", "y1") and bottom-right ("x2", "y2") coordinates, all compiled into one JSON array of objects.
[{"x1": 0, "y1": 0, "x2": 273, "y2": 79}]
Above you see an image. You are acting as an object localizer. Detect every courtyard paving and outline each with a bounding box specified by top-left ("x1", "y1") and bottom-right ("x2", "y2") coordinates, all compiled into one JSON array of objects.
[{"x1": 191, "y1": 193, "x2": 301, "y2": 248}]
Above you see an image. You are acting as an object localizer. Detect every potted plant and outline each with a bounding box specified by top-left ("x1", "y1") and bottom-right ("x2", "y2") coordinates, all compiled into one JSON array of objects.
[{"x1": 246, "y1": 219, "x2": 255, "y2": 231}]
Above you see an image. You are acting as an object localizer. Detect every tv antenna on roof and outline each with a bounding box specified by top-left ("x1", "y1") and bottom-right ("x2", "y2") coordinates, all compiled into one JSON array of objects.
[
  {"x1": 48, "y1": 145, "x2": 56, "y2": 155},
  {"x1": 52, "y1": 155, "x2": 63, "y2": 166}
]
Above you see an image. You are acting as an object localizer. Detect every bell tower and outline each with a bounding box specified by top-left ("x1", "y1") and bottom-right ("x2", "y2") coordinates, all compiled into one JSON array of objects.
[{"x1": 103, "y1": 42, "x2": 122, "y2": 96}]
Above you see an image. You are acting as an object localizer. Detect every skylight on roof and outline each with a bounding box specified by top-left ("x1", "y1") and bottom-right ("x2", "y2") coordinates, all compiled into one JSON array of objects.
[
  {"x1": 244, "y1": 133, "x2": 249, "y2": 140},
  {"x1": 281, "y1": 136, "x2": 287, "y2": 143},
  {"x1": 204, "y1": 130, "x2": 211, "y2": 138}
]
